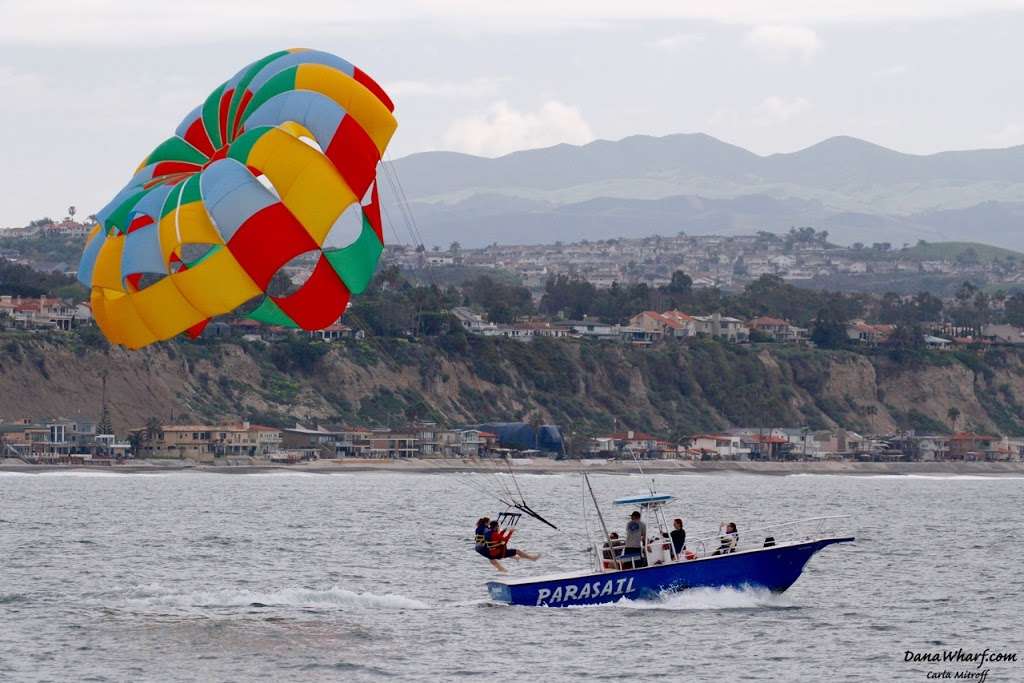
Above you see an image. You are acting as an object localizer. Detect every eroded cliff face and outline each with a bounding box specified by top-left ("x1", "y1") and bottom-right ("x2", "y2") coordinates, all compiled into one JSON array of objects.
[{"x1": 1, "y1": 334, "x2": 1022, "y2": 437}]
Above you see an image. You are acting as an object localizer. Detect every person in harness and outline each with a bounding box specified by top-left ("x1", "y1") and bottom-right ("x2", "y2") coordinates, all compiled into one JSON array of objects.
[
  {"x1": 482, "y1": 518, "x2": 540, "y2": 573},
  {"x1": 474, "y1": 517, "x2": 491, "y2": 557}
]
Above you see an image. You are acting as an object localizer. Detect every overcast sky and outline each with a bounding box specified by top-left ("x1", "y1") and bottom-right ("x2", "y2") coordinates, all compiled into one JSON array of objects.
[{"x1": 3, "y1": 0, "x2": 1024, "y2": 226}]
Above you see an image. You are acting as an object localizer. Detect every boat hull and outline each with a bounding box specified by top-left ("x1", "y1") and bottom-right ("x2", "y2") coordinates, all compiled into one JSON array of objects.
[{"x1": 486, "y1": 536, "x2": 853, "y2": 607}]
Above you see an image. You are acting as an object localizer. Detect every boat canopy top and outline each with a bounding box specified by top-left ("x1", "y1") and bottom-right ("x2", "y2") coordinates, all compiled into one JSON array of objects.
[{"x1": 613, "y1": 493, "x2": 674, "y2": 507}]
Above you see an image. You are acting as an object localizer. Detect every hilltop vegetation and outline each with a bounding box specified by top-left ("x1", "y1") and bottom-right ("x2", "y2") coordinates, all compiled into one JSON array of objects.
[
  {"x1": 0, "y1": 259, "x2": 85, "y2": 300},
  {"x1": 899, "y1": 241, "x2": 1024, "y2": 263},
  {"x1": 0, "y1": 234, "x2": 82, "y2": 271}
]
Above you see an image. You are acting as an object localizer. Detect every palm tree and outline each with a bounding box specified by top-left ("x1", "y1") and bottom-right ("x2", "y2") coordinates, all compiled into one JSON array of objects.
[
  {"x1": 947, "y1": 407, "x2": 961, "y2": 432},
  {"x1": 145, "y1": 417, "x2": 161, "y2": 444}
]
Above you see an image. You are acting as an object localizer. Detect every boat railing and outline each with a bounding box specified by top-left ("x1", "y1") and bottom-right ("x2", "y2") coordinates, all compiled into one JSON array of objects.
[
  {"x1": 595, "y1": 515, "x2": 850, "y2": 570},
  {"x1": 685, "y1": 515, "x2": 849, "y2": 559}
]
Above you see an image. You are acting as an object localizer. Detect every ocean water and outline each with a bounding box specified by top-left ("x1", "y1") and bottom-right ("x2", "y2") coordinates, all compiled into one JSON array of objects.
[{"x1": 1, "y1": 470, "x2": 1022, "y2": 681}]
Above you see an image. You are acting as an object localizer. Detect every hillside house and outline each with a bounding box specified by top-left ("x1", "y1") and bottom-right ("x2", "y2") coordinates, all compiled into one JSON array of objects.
[
  {"x1": 846, "y1": 321, "x2": 894, "y2": 345},
  {"x1": 138, "y1": 422, "x2": 282, "y2": 459},
  {"x1": 982, "y1": 324, "x2": 1024, "y2": 345},
  {"x1": 0, "y1": 295, "x2": 89, "y2": 330},
  {"x1": 369, "y1": 430, "x2": 419, "y2": 458},
  {"x1": 452, "y1": 307, "x2": 496, "y2": 334},
  {"x1": 309, "y1": 323, "x2": 363, "y2": 341},
  {"x1": 749, "y1": 316, "x2": 808, "y2": 343},
  {"x1": 690, "y1": 434, "x2": 751, "y2": 459},
  {"x1": 947, "y1": 432, "x2": 1001, "y2": 461},
  {"x1": 692, "y1": 313, "x2": 749, "y2": 342}
]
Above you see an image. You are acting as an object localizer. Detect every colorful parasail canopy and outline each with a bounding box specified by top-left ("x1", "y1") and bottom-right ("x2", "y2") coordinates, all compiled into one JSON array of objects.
[{"x1": 77, "y1": 48, "x2": 397, "y2": 349}]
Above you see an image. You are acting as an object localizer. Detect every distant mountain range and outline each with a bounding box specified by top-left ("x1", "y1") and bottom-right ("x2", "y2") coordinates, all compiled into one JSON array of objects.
[{"x1": 381, "y1": 134, "x2": 1024, "y2": 250}]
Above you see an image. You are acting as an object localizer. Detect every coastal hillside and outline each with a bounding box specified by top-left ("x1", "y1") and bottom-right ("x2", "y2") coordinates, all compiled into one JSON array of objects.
[{"x1": 4, "y1": 332, "x2": 1023, "y2": 439}]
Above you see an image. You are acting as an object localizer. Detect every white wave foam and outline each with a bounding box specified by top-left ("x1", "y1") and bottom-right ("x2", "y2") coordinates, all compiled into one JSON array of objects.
[
  {"x1": 618, "y1": 586, "x2": 790, "y2": 611},
  {"x1": 122, "y1": 585, "x2": 429, "y2": 610}
]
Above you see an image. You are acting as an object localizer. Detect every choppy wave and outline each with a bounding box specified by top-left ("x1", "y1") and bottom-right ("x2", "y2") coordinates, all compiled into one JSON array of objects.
[
  {"x1": 120, "y1": 584, "x2": 429, "y2": 611},
  {"x1": 618, "y1": 586, "x2": 793, "y2": 611}
]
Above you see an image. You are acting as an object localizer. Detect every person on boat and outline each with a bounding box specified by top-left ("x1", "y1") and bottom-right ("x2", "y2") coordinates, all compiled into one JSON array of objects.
[
  {"x1": 670, "y1": 518, "x2": 687, "y2": 558},
  {"x1": 713, "y1": 521, "x2": 739, "y2": 555},
  {"x1": 602, "y1": 532, "x2": 625, "y2": 569},
  {"x1": 622, "y1": 510, "x2": 647, "y2": 568},
  {"x1": 484, "y1": 519, "x2": 539, "y2": 572},
  {"x1": 646, "y1": 531, "x2": 670, "y2": 565}
]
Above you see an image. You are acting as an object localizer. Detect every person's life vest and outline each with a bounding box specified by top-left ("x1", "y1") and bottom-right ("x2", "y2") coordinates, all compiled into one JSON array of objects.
[{"x1": 485, "y1": 528, "x2": 510, "y2": 558}]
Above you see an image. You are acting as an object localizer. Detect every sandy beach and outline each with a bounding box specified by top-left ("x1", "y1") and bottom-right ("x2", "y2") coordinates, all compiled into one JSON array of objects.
[{"x1": 3, "y1": 457, "x2": 1024, "y2": 476}]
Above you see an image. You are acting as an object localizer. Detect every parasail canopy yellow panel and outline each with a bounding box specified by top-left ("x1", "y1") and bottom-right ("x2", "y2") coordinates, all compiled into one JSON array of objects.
[{"x1": 77, "y1": 49, "x2": 397, "y2": 349}]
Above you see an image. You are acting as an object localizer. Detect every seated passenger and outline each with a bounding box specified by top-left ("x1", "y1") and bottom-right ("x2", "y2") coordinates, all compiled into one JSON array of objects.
[
  {"x1": 647, "y1": 532, "x2": 670, "y2": 565},
  {"x1": 485, "y1": 519, "x2": 539, "y2": 573},
  {"x1": 713, "y1": 521, "x2": 739, "y2": 555},
  {"x1": 602, "y1": 532, "x2": 625, "y2": 569},
  {"x1": 670, "y1": 518, "x2": 686, "y2": 558}
]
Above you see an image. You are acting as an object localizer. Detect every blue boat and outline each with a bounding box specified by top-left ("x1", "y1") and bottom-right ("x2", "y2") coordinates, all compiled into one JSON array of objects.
[{"x1": 486, "y1": 479, "x2": 854, "y2": 608}]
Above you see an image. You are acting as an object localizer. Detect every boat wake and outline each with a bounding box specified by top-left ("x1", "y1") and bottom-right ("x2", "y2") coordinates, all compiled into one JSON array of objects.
[
  {"x1": 618, "y1": 586, "x2": 794, "y2": 611},
  {"x1": 118, "y1": 584, "x2": 430, "y2": 611}
]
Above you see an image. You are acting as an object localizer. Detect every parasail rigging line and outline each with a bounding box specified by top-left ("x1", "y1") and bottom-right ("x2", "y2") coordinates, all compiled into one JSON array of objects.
[
  {"x1": 379, "y1": 199, "x2": 404, "y2": 246},
  {"x1": 497, "y1": 453, "x2": 559, "y2": 530},
  {"x1": 411, "y1": 453, "x2": 559, "y2": 530},
  {"x1": 380, "y1": 157, "x2": 424, "y2": 249},
  {"x1": 383, "y1": 152, "x2": 426, "y2": 247}
]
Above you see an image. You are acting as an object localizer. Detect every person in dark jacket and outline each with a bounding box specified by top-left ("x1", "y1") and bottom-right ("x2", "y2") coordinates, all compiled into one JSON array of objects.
[
  {"x1": 474, "y1": 517, "x2": 491, "y2": 558},
  {"x1": 670, "y1": 518, "x2": 686, "y2": 558}
]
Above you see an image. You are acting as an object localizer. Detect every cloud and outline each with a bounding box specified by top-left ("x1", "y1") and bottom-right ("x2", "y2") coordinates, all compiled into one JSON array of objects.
[
  {"x1": 387, "y1": 78, "x2": 501, "y2": 98},
  {"x1": 873, "y1": 64, "x2": 909, "y2": 78},
  {"x1": 649, "y1": 33, "x2": 704, "y2": 52},
  {"x1": 744, "y1": 25, "x2": 822, "y2": 61},
  {"x1": 753, "y1": 96, "x2": 811, "y2": 125},
  {"x1": 987, "y1": 123, "x2": 1024, "y2": 147},
  {"x1": 443, "y1": 101, "x2": 594, "y2": 156},
  {"x1": 5, "y1": 1, "x2": 1024, "y2": 44},
  {"x1": 0, "y1": 66, "x2": 47, "y2": 105}
]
